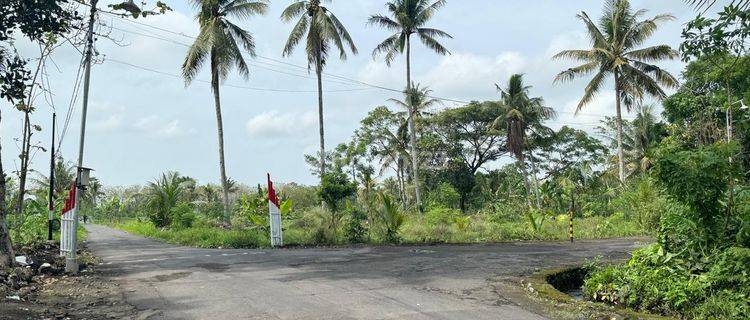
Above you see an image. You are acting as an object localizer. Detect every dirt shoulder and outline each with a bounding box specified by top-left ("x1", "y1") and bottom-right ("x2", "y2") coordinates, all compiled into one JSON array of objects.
[{"x1": 1, "y1": 242, "x2": 158, "y2": 320}]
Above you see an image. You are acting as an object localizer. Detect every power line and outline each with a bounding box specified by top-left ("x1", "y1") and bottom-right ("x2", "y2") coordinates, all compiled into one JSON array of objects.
[
  {"x1": 103, "y1": 12, "x2": 641, "y2": 121},
  {"x1": 104, "y1": 57, "x2": 375, "y2": 93}
]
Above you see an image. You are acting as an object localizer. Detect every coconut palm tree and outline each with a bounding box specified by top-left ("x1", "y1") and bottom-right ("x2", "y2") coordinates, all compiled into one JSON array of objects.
[
  {"x1": 492, "y1": 74, "x2": 555, "y2": 208},
  {"x1": 280, "y1": 0, "x2": 357, "y2": 181},
  {"x1": 182, "y1": 0, "x2": 268, "y2": 224},
  {"x1": 388, "y1": 83, "x2": 439, "y2": 206},
  {"x1": 369, "y1": 0, "x2": 452, "y2": 208},
  {"x1": 553, "y1": 0, "x2": 678, "y2": 183}
]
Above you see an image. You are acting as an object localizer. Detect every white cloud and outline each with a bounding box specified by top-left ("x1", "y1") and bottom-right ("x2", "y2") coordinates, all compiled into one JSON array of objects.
[
  {"x1": 246, "y1": 110, "x2": 317, "y2": 138},
  {"x1": 92, "y1": 114, "x2": 123, "y2": 132},
  {"x1": 134, "y1": 115, "x2": 194, "y2": 138}
]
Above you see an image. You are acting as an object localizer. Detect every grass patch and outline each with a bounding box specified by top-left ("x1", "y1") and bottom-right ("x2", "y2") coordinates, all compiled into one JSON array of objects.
[
  {"x1": 112, "y1": 211, "x2": 645, "y2": 249},
  {"x1": 115, "y1": 220, "x2": 267, "y2": 248}
]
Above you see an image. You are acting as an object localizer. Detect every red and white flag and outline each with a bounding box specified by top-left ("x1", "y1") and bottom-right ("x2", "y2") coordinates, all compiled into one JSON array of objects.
[
  {"x1": 61, "y1": 180, "x2": 76, "y2": 216},
  {"x1": 267, "y1": 173, "x2": 283, "y2": 247}
]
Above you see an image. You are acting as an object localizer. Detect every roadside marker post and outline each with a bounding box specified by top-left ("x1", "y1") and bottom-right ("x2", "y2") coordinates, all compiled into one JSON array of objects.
[{"x1": 267, "y1": 174, "x2": 283, "y2": 247}]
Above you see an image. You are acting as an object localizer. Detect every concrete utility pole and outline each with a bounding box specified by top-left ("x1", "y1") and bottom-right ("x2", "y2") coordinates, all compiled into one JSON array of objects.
[
  {"x1": 66, "y1": 0, "x2": 98, "y2": 274},
  {"x1": 47, "y1": 113, "x2": 55, "y2": 242}
]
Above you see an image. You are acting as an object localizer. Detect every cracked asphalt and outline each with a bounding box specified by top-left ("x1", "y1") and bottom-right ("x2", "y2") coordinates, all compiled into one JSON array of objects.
[{"x1": 85, "y1": 224, "x2": 645, "y2": 320}]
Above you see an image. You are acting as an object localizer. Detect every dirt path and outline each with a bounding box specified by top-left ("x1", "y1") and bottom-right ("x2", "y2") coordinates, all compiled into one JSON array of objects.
[{"x1": 85, "y1": 224, "x2": 646, "y2": 320}]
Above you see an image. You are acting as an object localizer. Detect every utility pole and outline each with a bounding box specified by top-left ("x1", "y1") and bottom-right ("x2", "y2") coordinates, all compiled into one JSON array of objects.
[
  {"x1": 66, "y1": 0, "x2": 98, "y2": 274},
  {"x1": 47, "y1": 113, "x2": 55, "y2": 242}
]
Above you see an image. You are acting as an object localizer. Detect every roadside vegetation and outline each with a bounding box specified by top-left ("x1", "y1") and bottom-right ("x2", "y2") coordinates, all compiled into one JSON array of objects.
[{"x1": 0, "y1": 0, "x2": 748, "y2": 319}]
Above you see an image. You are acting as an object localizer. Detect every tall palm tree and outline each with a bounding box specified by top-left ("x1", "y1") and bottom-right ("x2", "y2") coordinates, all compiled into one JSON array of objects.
[
  {"x1": 182, "y1": 0, "x2": 268, "y2": 224},
  {"x1": 492, "y1": 74, "x2": 556, "y2": 208},
  {"x1": 553, "y1": 0, "x2": 678, "y2": 183},
  {"x1": 369, "y1": 0, "x2": 452, "y2": 208},
  {"x1": 281, "y1": 0, "x2": 358, "y2": 181},
  {"x1": 388, "y1": 83, "x2": 439, "y2": 206}
]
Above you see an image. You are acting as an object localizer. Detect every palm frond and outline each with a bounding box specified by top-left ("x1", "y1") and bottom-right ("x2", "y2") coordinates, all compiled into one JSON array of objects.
[
  {"x1": 576, "y1": 71, "x2": 607, "y2": 112},
  {"x1": 417, "y1": 33, "x2": 450, "y2": 55},
  {"x1": 416, "y1": 27, "x2": 452, "y2": 39},
  {"x1": 223, "y1": 0, "x2": 269, "y2": 20},
  {"x1": 282, "y1": 14, "x2": 309, "y2": 57},
  {"x1": 367, "y1": 15, "x2": 401, "y2": 32},
  {"x1": 372, "y1": 33, "x2": 404, "y2": 65},
  {"x1": 280, "y1": 1, "x2": 307, "y2": 22},
  {"x1": 625, "y1": 45, "x2": 678, "y2": 62},
  {"x1": 181, "y1": 27, "x2": 212, "y2": 85},
  {"x1": 553, "y1": 61, "x2": 598, "y2": 84}
]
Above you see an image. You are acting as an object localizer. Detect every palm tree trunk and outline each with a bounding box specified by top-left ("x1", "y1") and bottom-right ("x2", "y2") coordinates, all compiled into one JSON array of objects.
[
  {"x1": 211, "y1": 52, "x2": 231, "y2": 225},
  {"x1": 614, "y1": 71, "x2": 626, "y2": 184},
  {"x1": 316, "y1": 58, "x2": 326, "y2": 180},
  {"x1": 405, "y1": 34, "x2": 422, "y2": 210},
  {"x1": 0, "y1": 109, "x2": 14, "y2": 268},
  {"x1": 528, "y1": 151, "x2": 542, "y2": 208},
  {"x1": 519, "y1": 157, "x2": 533, "y2": 208}
]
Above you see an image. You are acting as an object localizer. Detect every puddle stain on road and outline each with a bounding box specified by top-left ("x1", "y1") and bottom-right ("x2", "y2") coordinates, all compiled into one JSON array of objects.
[{"x1": 150, "y1": 272, "x2": 193, "y2": 282}]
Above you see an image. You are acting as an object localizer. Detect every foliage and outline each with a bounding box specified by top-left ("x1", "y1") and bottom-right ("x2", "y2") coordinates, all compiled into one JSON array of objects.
[
  {"x1": 318, "y1": 171, "x2": 356, "y2": 213},
  {"x1": 377, "y1": 193, "x2": 405, "y2": 243},
  {"x1": 145, "y1": 172, "x2": 185, "y2": 228},
  {"x1": 345, "y1": 204, "x2": 368, "y2": 244}
]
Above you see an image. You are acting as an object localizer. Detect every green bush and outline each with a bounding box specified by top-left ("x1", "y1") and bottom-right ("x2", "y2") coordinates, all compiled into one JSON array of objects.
[
  {"x1": 345, "y1": 206, "x2": 368, "y2": 243},
  {"x1": 170, "y1": 203, "x2": 196, "y2": 229},
  {"x1": 424, "y1": 207, "x2": 461, "y2": 226}
]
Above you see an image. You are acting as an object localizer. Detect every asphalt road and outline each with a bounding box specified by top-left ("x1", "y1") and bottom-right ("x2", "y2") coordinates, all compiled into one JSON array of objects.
[{"x1": 85, "y1": 225, "x2": 645, "y2": 320}]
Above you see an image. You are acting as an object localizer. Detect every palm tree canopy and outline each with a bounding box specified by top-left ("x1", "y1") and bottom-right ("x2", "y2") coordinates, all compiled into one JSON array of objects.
[
  {"x1": 553, "y1": 0, "x2": 679, "y2": 112},
  {"x1": 388, "y1": 83, "x2": 441, "y2": 118},
  {"x1": 368, "y1": 0, "x2": 452, "y2": 65},
  {"x1": 281, "y1": 0, "x2": 358, "y2": 68},
  {"x1": 182, "y1": 0, "x2": 269, "y2": 84},
  {"x1": 493, "y1": 74, "x2": 556, "y2": 160}
]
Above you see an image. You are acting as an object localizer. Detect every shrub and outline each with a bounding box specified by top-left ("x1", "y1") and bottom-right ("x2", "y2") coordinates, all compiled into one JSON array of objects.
[
  {"x1": 170, "y1": 203, "x2": 196, "y2": 229},
  {"x1": 424, "y1": 207, "x2": 460, "y2": 226},
  {"x1": 345, "y1": 206, "x2": 368, "y2": 244}
]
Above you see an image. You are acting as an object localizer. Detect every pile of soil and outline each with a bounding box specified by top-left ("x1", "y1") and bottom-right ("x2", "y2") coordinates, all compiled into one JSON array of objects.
[{"x1": 1, "y1": 242, "x2": 155, "y2": 320}]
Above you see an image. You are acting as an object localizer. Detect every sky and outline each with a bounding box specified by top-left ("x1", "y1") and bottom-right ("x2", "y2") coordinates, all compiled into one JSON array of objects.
[{"x1": 1, "y1": 0, "x2": 699, "y2": 188}]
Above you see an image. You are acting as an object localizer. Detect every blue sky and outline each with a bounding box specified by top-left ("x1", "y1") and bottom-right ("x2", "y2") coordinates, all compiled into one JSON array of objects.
[{"x1": 2, "y1": 0, "x2": 698, "y2": 187}]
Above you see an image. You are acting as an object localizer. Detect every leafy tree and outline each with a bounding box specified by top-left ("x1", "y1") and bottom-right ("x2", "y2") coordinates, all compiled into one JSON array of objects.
[
  {"x1": 281, "y1": 0, "x2": 357, "y2": 181},
  {"x1": 318, "y1": 171, "x2": 356, "y2": 241},
  {"x1": 553, "y1": 0, "x2": 678, "y2": 183},
  {"x1": 355, "y1": 106, "x2": 411, "y2": 206},
  {"x1": 429, "y1": 101, "x2": 506, "y2": 174},
  {"x1": 369, "y1": 0, "x2": 452, "y2": 207},
  {"x1": 0, "y1": 0, "x2": 75, "y2": 268},
  {"x1": 492, "y1": 74, "x2": 555, "y2": 208},
  {"x1": 181, "y1": 0, "x2": 268, "y2": 225}
]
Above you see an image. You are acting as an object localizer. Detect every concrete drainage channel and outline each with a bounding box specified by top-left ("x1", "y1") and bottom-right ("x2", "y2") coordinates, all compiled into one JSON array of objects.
[{"x1": 524, "y1": 266, "x2": 674, "y2": 320}]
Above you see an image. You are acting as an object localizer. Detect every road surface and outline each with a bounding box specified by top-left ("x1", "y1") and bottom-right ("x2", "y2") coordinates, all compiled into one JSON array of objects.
[{"x1": 85, "y1": 225, "x2": 645, "y2": 320}]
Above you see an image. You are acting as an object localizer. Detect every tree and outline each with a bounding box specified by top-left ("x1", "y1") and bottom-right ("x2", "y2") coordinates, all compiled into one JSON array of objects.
[
  {"x1": 492, "y1": 74, "x2": 555, "y2": 208},
  {"x1": 597, "y1": 105, "x2": 666, "y2": 178},
  {"x1": 182, "y1": 0, "x2": 268, "y2": 225},
  {"x1": 0, "y1": 0, "x2": 74, "y2": 268},
  {"x1": 355, "y1": 106, "x2": 411, "y2": 206},
  {"x1": 388, "y1": 83, "x2": 439, "y2": 206},
  {"x1": 281, "y1": 0, "x2": 357, "y2": 182},
  {"x1": 369, "y1": 0, "x2": 452, "y2": 208},
  {"x1": 146, "y1": 172, "x2": 186, "y2": 228},
  {"x1": 553, "y1": 0, "x2": 678, "y2": 183},
  {"x1": 429, "y1": 101, "x2": 506, "y2": 175},
  {"x1": 318, "y1": 171, "x2": 356, "y2": 242}
]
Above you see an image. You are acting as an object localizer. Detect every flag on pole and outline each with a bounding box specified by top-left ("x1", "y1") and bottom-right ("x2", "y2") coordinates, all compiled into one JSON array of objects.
[
  {"x1": 61, "y1": 181, "x2": 76, "y2": 216},
  {"x1": 267, "y1": 173, "x2": 283, "y2": 247},
  {"x1": 60, "y1": 180, "x2": 77, "y2": 256}
]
